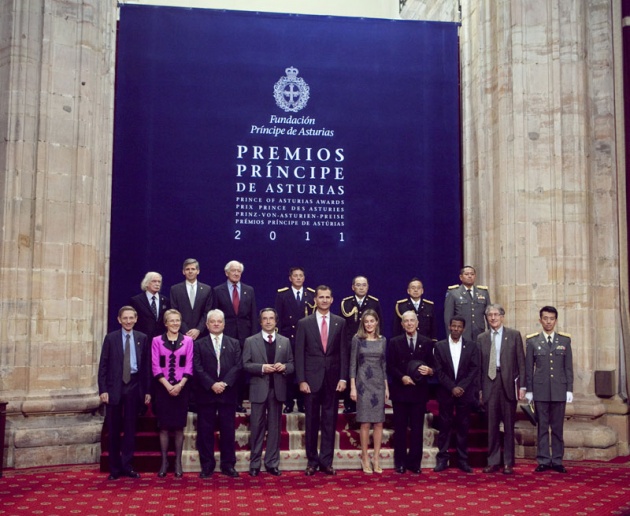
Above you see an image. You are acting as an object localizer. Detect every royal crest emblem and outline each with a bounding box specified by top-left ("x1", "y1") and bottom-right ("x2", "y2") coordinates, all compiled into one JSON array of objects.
[{"x1": 274, "y1": 67, "x2": 310, "y2": 113}]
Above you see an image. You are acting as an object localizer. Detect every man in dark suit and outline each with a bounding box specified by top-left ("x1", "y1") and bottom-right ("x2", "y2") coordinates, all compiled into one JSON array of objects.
[
  {"x1": 275, "y1": 266, "x2": 315, "y2": 413},
  {"x1": 393, "y1": 278, "x2": 436, "y2": 340},
  {"x1": 169, "y1": 258, "x2": 214, "y2": 341},
  {"x1": 98, "y1": 306, "x2": 151, "y2": 480},
  {"x1": 243, "y1": 308, "x2": 294, "y2": 477},
  {"x1": 213, "y1": 260, "x2": 257, "y2": 412},
  {"x1": 433, "y1": 316, "x2": 479, "y2": 473},
  {"x1": 387, "y1": 310, "x2": 435, "y2": 474},
  {"x1": 340, "y1": 275, "x2": 382, "y2": 413},
  {"x1": 444, "y1": 266, "x2": 491, "y2": 342},
  {"x1": 193, "y1": 309, "x2": 243, "y2": 478},
  {"x1": 525, "y1": 305, "x2": 574, "y2": 473},
  {"x1": 478, "y1": 304, "x2": 526, "y2": 474},
  {"x1": 129, "y1": 271, "x2": 169, "y2": 339},
  {"x1": 296, "y1": 285, "x2": 347, "y2": 476}
]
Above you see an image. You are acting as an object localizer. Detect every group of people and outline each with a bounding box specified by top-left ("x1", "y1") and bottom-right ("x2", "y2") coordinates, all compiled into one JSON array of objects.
[{"x1": 97, "y1": 261, "x2": 574, "y2": 480}]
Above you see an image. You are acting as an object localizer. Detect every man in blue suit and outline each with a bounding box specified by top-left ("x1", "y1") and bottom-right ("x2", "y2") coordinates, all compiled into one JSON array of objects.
[
  {"x1": 98, "y1": 306, "x2": 151, "y2": 480},
  {"x1": 296, "y1": 286, "x2": 347, "y2": 476}
]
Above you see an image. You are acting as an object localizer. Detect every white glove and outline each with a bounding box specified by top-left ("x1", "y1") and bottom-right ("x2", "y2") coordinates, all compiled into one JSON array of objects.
[
  {"x1": 525, "y1": 392, "x2": 533, "y2": 402},
  {"x1": 566, "y1": 392, "x2": 573, "y2": 403}
]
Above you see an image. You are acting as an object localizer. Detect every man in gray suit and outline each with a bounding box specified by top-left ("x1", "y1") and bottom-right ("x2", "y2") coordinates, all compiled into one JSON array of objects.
[
  {"x1": 525, "y1": 306, "x2": 574, "y2": 473},
  {"x1": 243, "y1": 308, "x2": 294, "y2": 477},
  {"x1": 296, "y1": 285, "x2": 347, "y2": 476},
  {"x1": 478, "y1": 304, "x2": 526, "y2": 474}
]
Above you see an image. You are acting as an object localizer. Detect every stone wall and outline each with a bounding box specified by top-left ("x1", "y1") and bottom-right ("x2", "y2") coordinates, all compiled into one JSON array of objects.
[{"x1": 0, "y1": 0, "x2": 117, "y2": 468}]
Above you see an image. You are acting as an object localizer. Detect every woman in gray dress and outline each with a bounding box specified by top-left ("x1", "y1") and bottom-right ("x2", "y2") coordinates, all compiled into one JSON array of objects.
[{"x1": 350, "y1": 309, "x2": 389, "y2": 474}]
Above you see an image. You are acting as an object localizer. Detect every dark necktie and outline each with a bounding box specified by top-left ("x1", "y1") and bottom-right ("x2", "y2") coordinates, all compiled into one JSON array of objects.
[
  {"x1": 409, "y1": 337, "x2": 414, "y2": 352},
  {"x1": 232, "y1": 284, "x2": 240, "y2": 314},
  {"x1": 151, "y1": 295, "x2": 158, "y2": 320},
  {"x1": 123, "y1": 333, "x2": 131, "y2": 384},
  {"x1": 548, "y1": 335, "x2": 552, "y2": 347},
  {"x1": 296, "y1": 290, "x2": 301, "y2": 304},
  {"x1": 467, "y1": 289, "x2": 473, "y2": 299}
]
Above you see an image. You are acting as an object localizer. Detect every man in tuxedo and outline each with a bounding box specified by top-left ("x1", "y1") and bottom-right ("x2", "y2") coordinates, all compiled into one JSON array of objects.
[
  {"x1": 296, "y1": 285, "x2": 347, "y2": 476},
  {"x1": 393, "y1": 278, "x2": 436, "y2": 340},
  {"x1": 193, "y1": 309, "x2": 242, "y2": 478},
  {"x1": 243, "y1": 308, "x2": 294, "y2": 477},
  {"x1": 129, "y1": 271, "x2": 169, "y2": 338},
  {"x1": 478, "y1": 304, "x2": 526, "y2": 474},
  {"x1": 444, "y1": 266, "x2": 491, "y2": 342},
  {"x1": 340, "y1": 275, "x2": 382, "y2": 413},
  {"x1": 525, "y1": 306, "x2": 574, "y2": 473},
  {"x1": 433, "y1": 316, "x2": 479, "y2": 473},
  {"x1": 387, "y1": 310, "x2": 435, "y2": 474},
  {"x1": 213, "y1": 260, "x2": 257, "y2": 412},
  {"x1": 98, "y1": 306, "x2": 151, "y2": 480},
  {"x1": 275, "y1": 266, "x2": 315, "y2": 413},
  {"x1": 169, "y1": 258, "x2": 214, "y2": 340}
]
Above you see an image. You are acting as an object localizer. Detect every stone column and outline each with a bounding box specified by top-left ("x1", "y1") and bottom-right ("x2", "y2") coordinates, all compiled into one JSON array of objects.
[
  {"x1": 0, "y1": 0, "x2": 116, "y2": 467},
  {"x1": 404, "y1": 0, "x2": 627, "y2": 457}
]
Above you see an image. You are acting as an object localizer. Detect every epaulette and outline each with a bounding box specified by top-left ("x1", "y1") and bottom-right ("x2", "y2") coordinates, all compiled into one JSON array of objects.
[
  {"x1": 477, "y1": 285, "x2": 488, "y2": 290},
  {"x1": 526, "y1": 332, "x2": 539, "y2": 339},
  {"x1": 342, "y1": 296, "x2": 354, "y2": 302},
  {"x1": 367, "y1": 294, "x2": 379, "y2": 301},
  {"x1": 396, "y1": 298, "x2": 408, "y2": 304},
  {"x1": 423, "y1": 298, "x2": 434, "y2": 305},
  {"x1": 558, "y1": 331, "x2": 572, "y2": 338},
  {"x1": 306, "y1": 287, "x2": 315, "y2": 292},
  {"x1": 277, "y1": 287, "x2": 289, "y2": 292},
  {"x1": 448, "y1": 284, "x2": 459, "y2": 290}
]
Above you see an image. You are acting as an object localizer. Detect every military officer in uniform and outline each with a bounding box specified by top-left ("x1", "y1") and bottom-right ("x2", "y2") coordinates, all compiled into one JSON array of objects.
[
  {"x1": 525, "y1": 306, "x2": 573, "y2": 473},
  {"x1": 275, "y1": 266, "x2": 315, "y2": 413},
  {"x1": 340, "y1": 275, "x2": 382, "y2": 413},
  {"x1": 444, "y1": 266, "x2": 491, "y2": 342},
  {"x1": 393, "y1": 277, "x2": 436, "y2": 340}
]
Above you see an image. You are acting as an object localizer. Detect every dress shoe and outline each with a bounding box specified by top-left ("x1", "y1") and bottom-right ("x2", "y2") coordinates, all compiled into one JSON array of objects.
[
  {"x1": 395, "y1": 466, "x2": 406, "y2": 474},
  {"x1": 221, "y1": 467, "x2": 240, "y2": 478},
  {"x1": 283, "y1": 406, "x2": 293, "y2": 414},
  {"x1": 343, "y1": 407, "x2": 354, "y2": 414},
  {"x1": 107, "y1": 473, "x2": 119, "y2": 481},
  {"x1": 157, "y1": 461, "x2": 168, "y2": 478},
  {"x1": 157, "y1": 471, "x2": 167, "y2": 478},
  {"x1": 249, "y1": 468, "x2": 260, "y2": 477},
  {"x1": 552, "y1": 465, "x2": 567, "y2": 473},
  {"x1": 433, "y1": 462, "x2": 448, "y2": 473},
  {"x1": 534, "y1": 464, "x2": 550, "y2": 472},
  {"x1": 458, "y1": 463, "x2": 473, "y2": 473},
  {"x1": 236, "y1": 406, "x2": 247, "y2": 414},
  {"x1": 503, "y1": 466, "x2": 514, "y2": 475},
  {"x1": 304, "y1": 465, "x2": 317, "y2": 476},
  {"x1": 122, "y1": 470, "x2": 140, "y2": 479},
  {"x1": 408, "y1": 467, "x2": 421, "y2": 474},
  {"x1": 482, "y1": 465, "x2": 501, "y2": 473},
  {"x1": 297, "y1": 406, "x2": 305, "y2": 413},
  {"x1": 265, "y1": 467, "x2": 281, "y2": 476},
  {"x1": 321, "y1": 466, "x2": 336, "y2": 476},
  {"x1": 199, "y1": 470, "x2": 213, "y2": 478}
]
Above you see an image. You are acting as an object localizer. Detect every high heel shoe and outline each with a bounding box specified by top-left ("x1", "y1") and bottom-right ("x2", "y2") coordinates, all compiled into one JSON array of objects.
[
  {"x1": 174, "y1": 470, "x2": 183, "y2": 479},
  {"x1": 157, "y1": 462, "x2": 168, "y2": 478},
  {"x1": 174, "y1": 460, "x2": 183, "y2": 479},
  {"x1": 372, "y1": 461, "x2": 383, "y2": 474},
  {"x1": 361, "y1": 458, "x2": 373, "y2": 474}
]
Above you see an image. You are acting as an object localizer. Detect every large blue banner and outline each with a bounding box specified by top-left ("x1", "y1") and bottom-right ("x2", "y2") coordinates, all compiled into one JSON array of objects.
[{"x1": 110, "y1": 5, "x2": 461, "y2": 336}]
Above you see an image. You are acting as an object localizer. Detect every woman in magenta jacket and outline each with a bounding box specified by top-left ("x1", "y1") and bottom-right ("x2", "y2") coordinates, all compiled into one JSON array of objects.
[{"x1": 152, "y1": 309, "x2": 194, "y2": 478}]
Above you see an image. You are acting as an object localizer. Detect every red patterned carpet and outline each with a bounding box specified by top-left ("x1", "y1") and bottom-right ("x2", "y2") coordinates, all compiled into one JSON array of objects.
[{"x1": 2, "y1": 460, "x2": 630, "y2": 515}]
